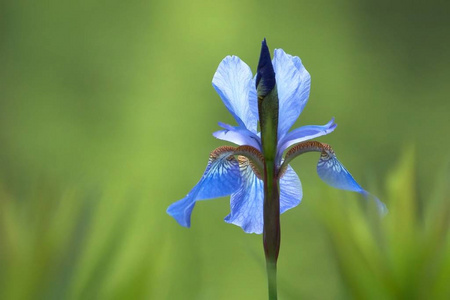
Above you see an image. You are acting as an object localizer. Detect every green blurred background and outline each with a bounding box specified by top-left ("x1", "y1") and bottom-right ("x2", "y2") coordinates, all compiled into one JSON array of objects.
[{"x1": 1, "y1": 0, "x2": 449, "y2": 299}]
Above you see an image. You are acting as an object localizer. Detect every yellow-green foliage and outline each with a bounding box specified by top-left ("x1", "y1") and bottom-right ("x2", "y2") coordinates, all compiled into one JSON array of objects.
[{"x1": 314, "y1": 150, "x2": 450, "y2": 300}]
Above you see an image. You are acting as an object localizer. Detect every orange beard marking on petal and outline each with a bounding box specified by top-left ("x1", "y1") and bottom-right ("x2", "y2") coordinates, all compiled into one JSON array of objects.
[
  {"x1": 209, "y1": 146, "x2": 237, "y2": 161},
  {"x1": 238, "y1": 155, "x2": 263, "y2": 180}
]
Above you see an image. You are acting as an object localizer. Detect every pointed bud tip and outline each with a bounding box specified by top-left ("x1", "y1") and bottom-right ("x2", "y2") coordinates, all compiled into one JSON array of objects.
[{"x1": 256, "y1": 38, "x2": 275, "y2": 96}]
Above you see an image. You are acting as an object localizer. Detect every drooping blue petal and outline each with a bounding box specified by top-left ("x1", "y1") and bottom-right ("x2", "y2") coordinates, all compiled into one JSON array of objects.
[
  {"x1": 224, "y1": 160, "x2": 303, "y2": 234},
  {"x1": 280, "y1": 165, "x2": 303, "y2": 213},
  {"x1": 167, "y1": 147, "x2": 241, "y2": 228},
  {"x1": 317, "y1": 155, "x2": 361, "y2": 192},
  {"x1": 213, "y1": 122, "x2": 261, "y2": 150},
  {"x1": 277, "y1": 118, "x2": 337, "y2": 158},
  {"x1": 317, "y1": 152, "x2": 387, "y2": 215},
  {"x1": 224, "y1": 157, "x2": 264, "y2": 234},
  {"x1": 272, "y1": 49, "x2": 311, "y2": 140},
  {"x1": 212, "y1": 56, "x2": 258, "y2": 133}
]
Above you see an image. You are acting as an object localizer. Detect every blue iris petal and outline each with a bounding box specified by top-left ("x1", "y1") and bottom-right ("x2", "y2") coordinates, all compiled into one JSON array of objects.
[
  {"x1": 248, "y1": 75, "x2": 259, "y2": 123},
  {"x1": 225, "y1": 161, "x2": 264, "y2": 234},
  {"x1": 277, "y1": 118, "x2": 337, "y2": 157},
  {"x1": 213, "y1": 122, "x2": 262, "y2": 151},
  {"x1": 317, "y1": 154, "x2": 387, "y2": 215},
  {"x1": 272, "y1": 49, "x2": 311, "y2": 140},
  {"x1": 212, "y1": 56, "x2": 258, "y2": 133},
  {"x1": 167, "y1": 150, "x2": 241, "y2": 228},
  {"x1": 225, "y1": 162, "x2": 302, "y2": 234},
  {"x1": 317, "y1": 155, "x2": 362, "y2": 192},
  {"x1": 280, "y1": 165, "x2": 303, "y2": 213}
]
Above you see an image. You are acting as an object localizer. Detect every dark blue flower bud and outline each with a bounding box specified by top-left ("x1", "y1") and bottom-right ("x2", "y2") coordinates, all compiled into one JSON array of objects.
[{"x1": 256, "y1": 38, "x2": 276, "y2": 97}]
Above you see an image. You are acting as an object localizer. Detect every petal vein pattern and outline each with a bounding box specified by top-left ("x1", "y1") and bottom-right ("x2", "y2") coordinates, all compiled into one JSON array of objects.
[
  {"x1": 280, "y1": 165, "x2": 303, "y2": 213},
  {"x1": 166, "y1": 147, "x2": 241, "y2": 228},
  {"x1": 225, "y1": 160, "x2": 302, "y2": 234},
  {"x1": 225, "y1": 157, "x2": 264, "y2": 234},
  {"x1": 212, "y1": 56, "x2": 258, "y2": 132}
]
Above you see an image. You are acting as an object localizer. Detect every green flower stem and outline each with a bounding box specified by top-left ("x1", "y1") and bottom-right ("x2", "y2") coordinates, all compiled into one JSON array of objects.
[
  {"x1": 258, "y1": 85, "x2": 280, "y2": 300},
  {"x1": 266, "y1": 255, "x2": 278, "y2": 300},
  {"x1": 263, "y1": 161, "x2": 280, "y2": 300},
  {"x1": 257, "y1": 38, "x2": 280, "y2": 299}
]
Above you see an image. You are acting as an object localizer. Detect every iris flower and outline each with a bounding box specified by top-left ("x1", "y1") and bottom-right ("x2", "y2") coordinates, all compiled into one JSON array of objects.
[{"x1": 167, "y1": 40, "x2": 386, "y2": 235}]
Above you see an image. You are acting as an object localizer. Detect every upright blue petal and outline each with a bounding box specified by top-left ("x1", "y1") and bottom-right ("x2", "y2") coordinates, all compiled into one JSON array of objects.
[
  {"x1": 280, "y1": 165, "x2": 303, "y2": 213},
  {"x1": 212, "y1": 56, "x2": 258, "y2": 133},
  {"x1": 167, "y1": 147, "x2": 241, "y2": 228},
  {"x1": 225, "y1": 157, "x2": 264, "y2": 234},
  {"x1": 277, "y1": 118, "x2": 337, "y2": 158},
  {"x1": 317, "y1": 151, "x2": 387, "y2": 215},
  {"x1": 213, "y1": 122, "x2": 262, "y2": 151},
  {"x1": 272, "y1": 49, "x2": 311, "y2": 140},
  {"x1": 248, "y1": 76, "x2": 259, "y2": 124}
]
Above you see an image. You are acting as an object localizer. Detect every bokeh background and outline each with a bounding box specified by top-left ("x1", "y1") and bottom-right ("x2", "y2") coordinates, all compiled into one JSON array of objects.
[{"x1": 1, "y1": 0, "x2": 449, "y2": 299}]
